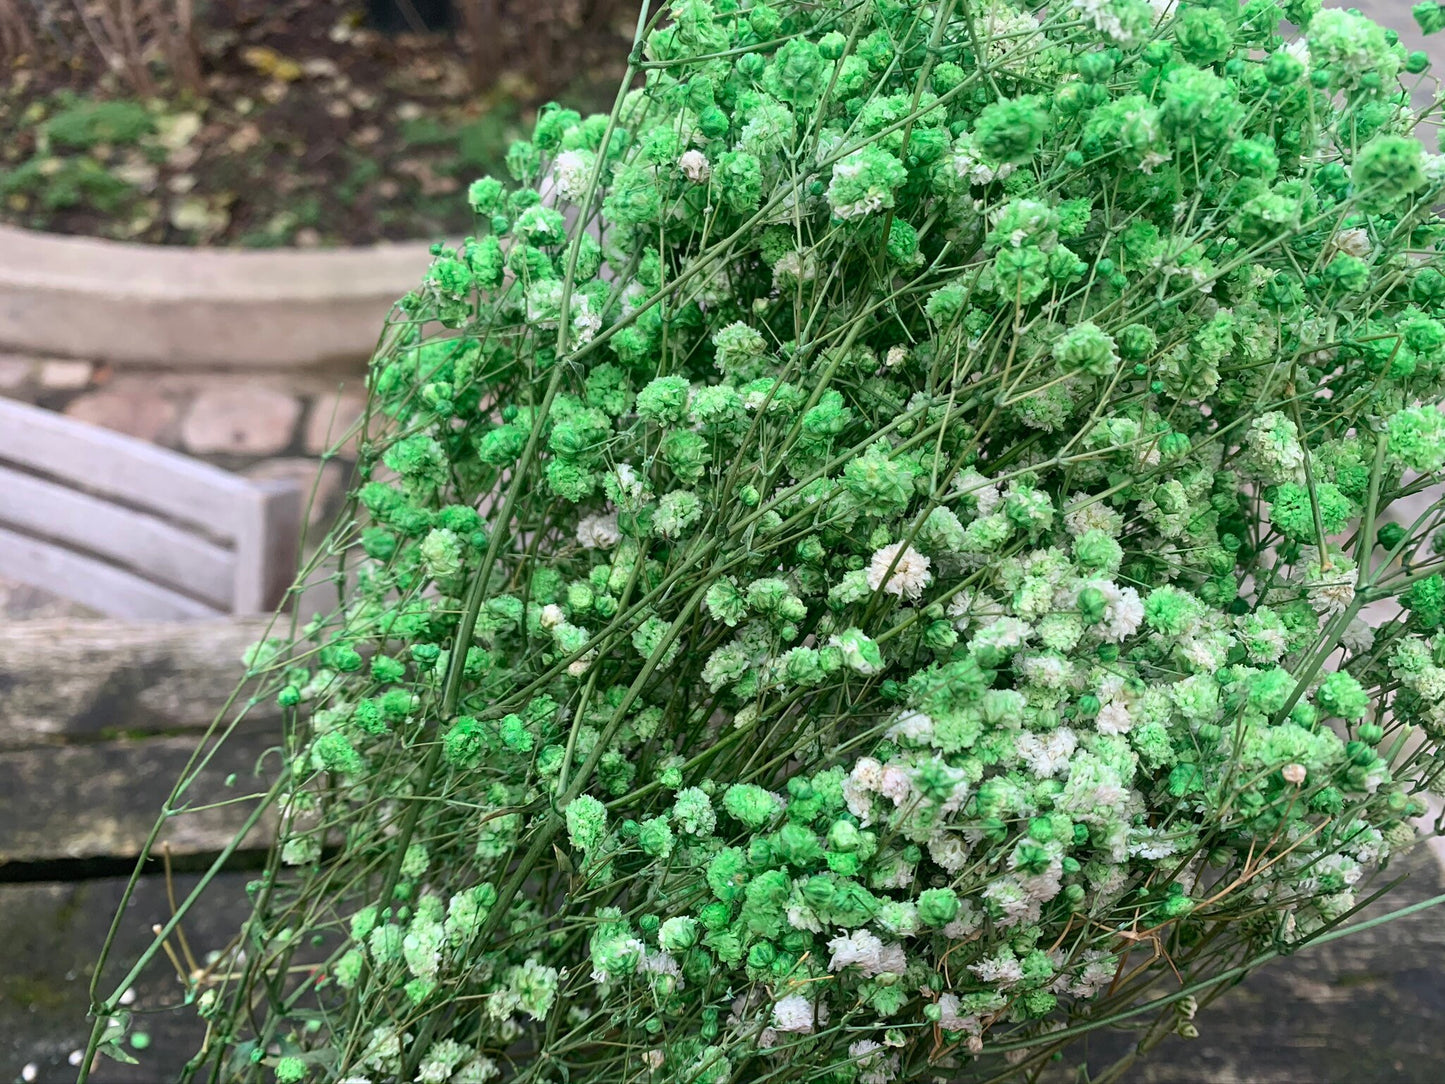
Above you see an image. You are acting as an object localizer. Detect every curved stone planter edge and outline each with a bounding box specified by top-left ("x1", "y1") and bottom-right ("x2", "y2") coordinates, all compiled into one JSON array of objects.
[{"x1": 0, "y1": 224, "x2": 435, "y2": 369}]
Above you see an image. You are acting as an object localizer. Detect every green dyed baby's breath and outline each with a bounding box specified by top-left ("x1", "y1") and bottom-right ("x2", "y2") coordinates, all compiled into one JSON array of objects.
[{"x1": 84, "y1": 2, "x2": 1445, "y2": 1083}]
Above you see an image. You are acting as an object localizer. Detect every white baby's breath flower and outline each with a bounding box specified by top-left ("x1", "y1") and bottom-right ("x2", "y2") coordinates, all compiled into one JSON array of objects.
[
  {"x1": 1015, "y1": 727, "x2": 1077, "y2": 777},
  {"x1": 936, "y1": 993, "x2": 979, "y2": 1033},
  {"x1": 878, "y1": 764, "x2": 915, "y2": 805},
  {"x1": 1061, "y1": 950, "x2": 1119, "y2": 998},
  {"x1": 1091, "y1": 580, "x2": 1144, "y2": 642},
  {"x1": 570, "y1": 296, "x2": 600, "y2": 347},
  {"x1": 1064, "y1": 494, "x2": 1124, "y2": 537},
  {"x1": 1341, "y1": 617, "x2": 1376, "y2": 653},
  {"x1": 850, "y1": 756, "x2": 884, "y2": 790},
  {"x1": 1016, "y1": 650, "x2": 1074, "y2": 690},
  {"x1": 1331, "y1": 227, "x2": 1372, "y2": 260},
  {"x1": 827, "y1": 929, "x2": 885, "y2": 974},
  {"x1": 969, "y1": 949, "x2": 1025, "y2": 987},
  {"x1": 772, "y1": 249, "x2": 817, "y2": 288},
  {"x1": 1303, "y1": 561, "x2": 1356, "y2": 617},
  {"x1": 551, "y1": 149, "x2": 595, "y2": 204},
  {"x1": 866, "y1": 542, "x2": 933, "y2": 600},
  {"x1": 611, "y1": 463, "x2": 646, "y2": 505},
  {"x1": 1095, "y1": 700, "x2": 1133, "y2": 736},
  {"x1": 679, "y1": 149, "x2": 711, "y2": 183},
  {"x1": 772, "y1": 994, "x2": 821, "y2": 1033},
  {"x1": 886, "y1": 710, "x2": 934, "y2": 744},
  {"x1": 928, "y1": 832, "x2": 970, "y2": 872},
  {"x1": 942, "y1": 913, "x2": 979, "y2": 940},
  {"x1": 953, "y1": 468, "x2": 1003, "y2": 515},
  {"x1": 953, "y1": 132, "x2": 1013, "y2": 186},
  {"x1": 576, "y1": 511, "x2": 621, "y2": 549}
]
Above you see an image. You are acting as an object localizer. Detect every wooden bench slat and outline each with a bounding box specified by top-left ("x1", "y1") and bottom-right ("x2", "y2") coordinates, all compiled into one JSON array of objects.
[
  {"x1": 0, "y1": 525, "x2": 223, "y2": 619},
  {"x1": 0, "y1": 397, "x2": 254, "y2": 537},
  {"x1": 233, "y1": 480, "x2": 303, "y2": 614},
  {"x1": 0, "y1": 618, "x2": 281, "y2": 749},
  {"x1": 0, "y1": 725, "x2": 280, "y2": 864},
  {"x1": 0, "y1": 464, "x2": 236, "y2": 608}
]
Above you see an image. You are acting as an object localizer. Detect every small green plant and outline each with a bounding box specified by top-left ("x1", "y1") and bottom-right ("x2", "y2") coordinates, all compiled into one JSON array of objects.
[
  {"x1": 0, "y1": 155, "x2": 138, "y2": 213},
  {"x1": 43, "y1": 98, "x2": 154, "y2": 149},
  {"x1": 88, "y1": 2, "x2": 1445, "y2": 1083},
  {"x1": 400, "y1": 109, "x2": 523, "y2": 180}
]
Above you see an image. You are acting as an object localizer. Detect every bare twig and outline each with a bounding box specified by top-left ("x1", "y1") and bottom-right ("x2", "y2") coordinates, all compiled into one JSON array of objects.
[{"x1": 0, "y1": 0, "x2": 37, "y2": 60}]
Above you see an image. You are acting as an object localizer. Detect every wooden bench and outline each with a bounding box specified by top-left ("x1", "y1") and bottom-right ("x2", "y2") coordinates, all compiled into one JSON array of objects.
[{"x1": 0, "y1": 398, "x2": 301, "y2": 618}]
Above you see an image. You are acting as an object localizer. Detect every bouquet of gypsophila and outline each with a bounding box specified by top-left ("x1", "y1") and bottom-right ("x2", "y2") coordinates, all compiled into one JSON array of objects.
[{"x1": 85, "y1": 1, "x2": 1445, "y2": 1082}]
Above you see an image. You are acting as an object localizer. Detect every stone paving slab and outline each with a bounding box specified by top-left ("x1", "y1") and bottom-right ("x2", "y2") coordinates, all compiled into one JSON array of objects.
[{"x1": 1, "y1": 872, "x2": 255, "y2": 1084}]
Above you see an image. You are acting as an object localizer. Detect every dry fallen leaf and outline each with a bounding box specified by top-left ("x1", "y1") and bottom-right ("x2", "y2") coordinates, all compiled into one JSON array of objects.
[
  {"x1": 227, "y1": 123, "x2": 262, "y2": 154},
  {"x1": 156, "y1": 111, "x2": 203, "y2": 151},
  {"x1": 350, "y1": 125, "x2": 383, "y2": 147},
  {"x1": 241, "y1": 45, "x2": 303, "y2": 83},
  {"x1": 302, "y1": 57, "x2": 341, "y2": 80},
  {"x1": 169, "y1": 143, "x2": 202, "y2": 171},
  {"x1": 112, "y1": 154, "x2": 159, "y2": 190},
  {"x1": 170, "y1": 195, "x2": 230, "y2": 236}
]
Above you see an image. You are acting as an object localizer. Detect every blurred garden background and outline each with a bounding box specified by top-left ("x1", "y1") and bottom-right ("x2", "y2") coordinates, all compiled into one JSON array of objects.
[{"x1": 0, "y1": 0, "x2": 631, "y2": 246}]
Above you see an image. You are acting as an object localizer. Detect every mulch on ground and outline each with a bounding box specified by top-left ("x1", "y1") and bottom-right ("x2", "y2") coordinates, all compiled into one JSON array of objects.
[{"x1": 0, "y1": 0, "x2": 628, "y2": 247}]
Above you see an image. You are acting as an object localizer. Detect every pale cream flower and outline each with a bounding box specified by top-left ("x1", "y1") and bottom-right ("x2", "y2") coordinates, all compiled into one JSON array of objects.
[
  {"x1": 772, "y1": 994, "x2": 820, "y2": 1033},
  {"x1": 678, "y1": 149, "x2": 711, "y2": 183},
  {"x1": 866, "y1": 542, "x2": 933, "y2": 600},
  {"x1": 576, "y1": 511, "x2": 621, "y2": 549}
]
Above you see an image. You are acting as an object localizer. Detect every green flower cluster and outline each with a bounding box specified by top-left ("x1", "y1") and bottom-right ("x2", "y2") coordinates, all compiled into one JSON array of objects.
[{"x1": 120, "y1": 3, "x2": 1445, "y2": 1084}]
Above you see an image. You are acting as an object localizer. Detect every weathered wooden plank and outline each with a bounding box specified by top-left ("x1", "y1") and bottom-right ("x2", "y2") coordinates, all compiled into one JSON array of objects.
[
  {"x1": 0, "y1": 724, "x2": 281, "y2": 864},
  {"x1": 0, "y1": 397, "x2": 254, "y2": 538},
  {"x1": 0, "y1": 526, "x2": 223, "y2": 620},
  {"x1": 0, "y1": 618, "x2": 281, "y2": 749},
  {"x1": 0, "y1": 464, "x2": 236, "y2": 608}
]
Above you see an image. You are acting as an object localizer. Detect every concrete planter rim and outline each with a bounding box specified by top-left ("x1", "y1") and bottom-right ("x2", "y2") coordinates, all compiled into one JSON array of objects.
[{"x1": 0, "y1": 223, "x2": 435, "y2": 369}]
